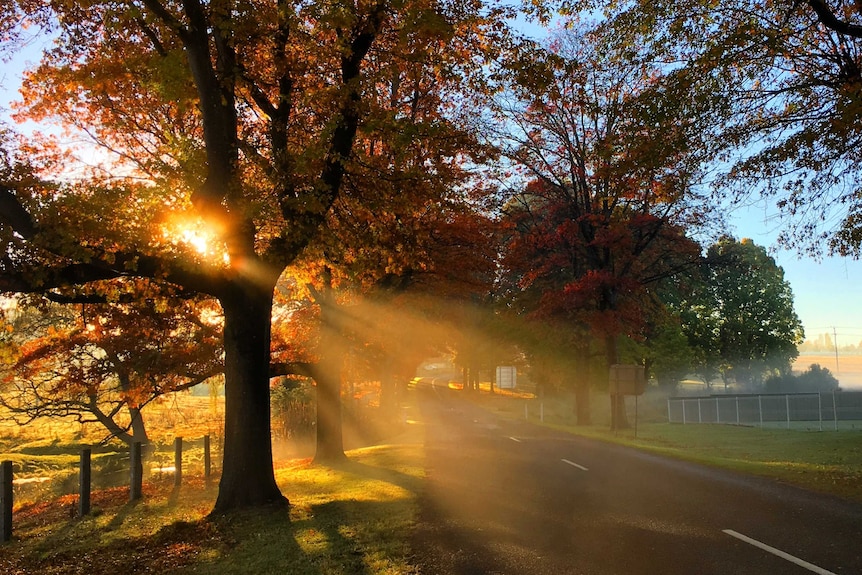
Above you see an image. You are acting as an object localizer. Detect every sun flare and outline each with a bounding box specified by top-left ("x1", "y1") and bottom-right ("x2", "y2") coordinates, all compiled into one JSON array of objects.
[
  {"x1": 165, "y1": 215, "x2": 230, "y2": 265},
  {"x1": 180, "y1": 228, "x2": 213, "y2": 256}
]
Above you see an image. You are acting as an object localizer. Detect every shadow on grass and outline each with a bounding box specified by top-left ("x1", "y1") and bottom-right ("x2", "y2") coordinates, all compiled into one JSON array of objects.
[
  {"x1": 327, "y1": 459, "x2": 423, "y2": 495},
  {"x1": 179, "y1": 497, "x2": 414, "y2": 574},
  {"x1": 304, "y1": 500, "x2": 385, "y2": 575},
  {"x1": 6, "y1": 494, "x2": 417, "y2": 575},
  {"x1": 104, "y1": 497, "x2": 142, "y2": 531}
]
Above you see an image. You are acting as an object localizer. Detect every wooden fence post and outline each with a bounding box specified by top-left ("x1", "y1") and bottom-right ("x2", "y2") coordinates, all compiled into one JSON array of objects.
[
  {"x1": 174, "y1": 437, "x2": 183, "y2": 488},
  {"x1": 79, "y1": 449, "x2": 91, "y2": 517},
  {"x1": 1, "y1": 460, "x2": 11, "y2": 543},
  {"x1": 204, "y1": 435, "x2": 211, "y2": 485},
  {"x1": 130, "y1": 442, "x2": 143, "y2": 502}
]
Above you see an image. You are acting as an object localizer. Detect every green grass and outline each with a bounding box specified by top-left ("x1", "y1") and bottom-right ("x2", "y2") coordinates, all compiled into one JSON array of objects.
[
  {"x1": 180, "y1": 441, "x2": 423, "y2": 575},
  {"x1": 1, "y1": 423, "x2": 425, "y2": 575},
  {"x1": 592, "y1": 422, "x2": 862, "y2": 502},
  {"x1": 473, "y1": 388, "x2": 862, "y2": 503},
  {"x1": 0, "y1": 391, "x2": 424, "y2": 574}
]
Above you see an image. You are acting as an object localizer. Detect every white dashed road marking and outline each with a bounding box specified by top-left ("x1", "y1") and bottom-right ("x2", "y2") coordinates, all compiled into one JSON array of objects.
[
  {"x1": 561, "y1": 459, "x2": 588, "y2": 471},
  {"x1": 723, "y1": 529, "x2": 837, "y2": 575}
]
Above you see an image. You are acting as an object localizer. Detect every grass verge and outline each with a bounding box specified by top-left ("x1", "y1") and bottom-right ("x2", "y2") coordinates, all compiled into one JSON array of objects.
[
  {"x1": 0, "y1": 422, "x2": 425, "y2": 575},
  {"x1": 471, "y1": 389, "x2": 862, "y2": 504}
]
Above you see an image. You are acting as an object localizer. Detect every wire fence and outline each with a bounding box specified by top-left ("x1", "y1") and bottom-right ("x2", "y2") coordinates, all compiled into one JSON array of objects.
[{"x1": 667, "y1": 391, "x2": 862, "y2": 430}]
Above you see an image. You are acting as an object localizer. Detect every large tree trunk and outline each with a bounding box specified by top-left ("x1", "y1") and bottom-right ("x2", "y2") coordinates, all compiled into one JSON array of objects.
[
  {"x1": 314, "y1": 273, "x2": 347, "y2": 464},
  {"x1": 128, "y1": 405, "x2": 149, "y2": 445},
  {"x1": 314, "y1": 352, "x2": 346, "y2": 463},
  {"x1": 212, "y1": 281, "x2": 286, "y2": 514},
  {"x1": 610, "y1": 393, "x2": 629, "y2": 430},
  {"x1": 606, "y1": 335, "x2": 630, "y2": 431},
  {"x1": 573, "y1": 345, "x2": 592, "y2": 425},
  {"x1": 379, "y1": 355, "x2": 397, "y2": 417}
]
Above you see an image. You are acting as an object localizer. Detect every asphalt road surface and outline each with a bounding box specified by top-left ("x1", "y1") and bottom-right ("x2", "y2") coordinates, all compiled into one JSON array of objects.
[{"x1": 410, "y1": 383, "x2": 862, "y2": 575}]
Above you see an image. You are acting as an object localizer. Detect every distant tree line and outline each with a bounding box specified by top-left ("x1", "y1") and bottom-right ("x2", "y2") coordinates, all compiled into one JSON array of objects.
[
  {"x1": 798, "y1": 334, "x2": 862, "y2": 354},
  {"x1": 764, "y1": 364, "x2": 840, "y2": 394}
]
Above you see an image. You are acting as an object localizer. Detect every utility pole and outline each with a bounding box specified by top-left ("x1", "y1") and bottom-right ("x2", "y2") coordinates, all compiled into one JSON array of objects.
[{"x1": 833, "y1": 326, "x2": 840, "y2": 374}]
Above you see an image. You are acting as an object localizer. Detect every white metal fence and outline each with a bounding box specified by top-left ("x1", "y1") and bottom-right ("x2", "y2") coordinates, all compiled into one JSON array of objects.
[{"x1": 667, "y1": 391, "x2": 862, "y2": 430}]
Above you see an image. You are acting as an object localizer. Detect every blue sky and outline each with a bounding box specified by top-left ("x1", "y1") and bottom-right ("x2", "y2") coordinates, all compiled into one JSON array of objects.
[
  {"x1": 730, "y1": 207, "x2": 862, "y2": 347},
  {"x1": 2, "y1": 29, "x2": 861, "y2": 346}
]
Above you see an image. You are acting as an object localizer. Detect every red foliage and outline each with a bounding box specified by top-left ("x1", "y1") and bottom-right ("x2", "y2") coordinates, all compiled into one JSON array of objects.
[{"x1": 502, "y1": 178, "x2": 699, "y2": 343}]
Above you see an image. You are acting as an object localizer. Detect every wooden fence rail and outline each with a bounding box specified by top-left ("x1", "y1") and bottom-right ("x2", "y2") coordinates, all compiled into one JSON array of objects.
[
  {"x1": 174, "y1": 437, "x2": 183, "y2": 488},
  {"x1": 130, "y1": 441, "x2": 143, "y2": 502},
  {"x1": 1, "y1": 460, "x2": 11, "y2": 542},
  {"x1": 79, "y1": 449, "x2": 91, "y2": 518},
  {"x1": 1, "y1": 435, "x2": 212, "y2": 544}
]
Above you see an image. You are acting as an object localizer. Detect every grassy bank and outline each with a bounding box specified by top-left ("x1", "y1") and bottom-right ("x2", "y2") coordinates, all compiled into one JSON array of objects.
[
  {"x1": 1, "y1": 423, "x2": 424, "y2": 575},
  {"x1": 473, "y1": 388, "x2": 862, "y2": 504}
]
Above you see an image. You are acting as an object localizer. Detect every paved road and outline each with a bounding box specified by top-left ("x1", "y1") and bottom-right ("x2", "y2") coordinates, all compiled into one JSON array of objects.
[{"x1": 410, "y1": 384, "x2": 862, "y2": 574}]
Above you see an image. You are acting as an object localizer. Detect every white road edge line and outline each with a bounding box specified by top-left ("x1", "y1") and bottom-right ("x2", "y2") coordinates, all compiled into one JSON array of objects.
[
  {"x1": 509, "y1": 437, "x2": 521, "y2": 442},
  {"x1": 722, "y1": 529, "x2": 837, "y2": 575},
  {"x1": 561, "y1": 458, "x2": 588, "y2": 471}
]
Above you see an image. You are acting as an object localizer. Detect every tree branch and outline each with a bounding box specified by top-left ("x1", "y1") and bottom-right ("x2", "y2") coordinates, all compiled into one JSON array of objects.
[
  {"x1": 135, "y1": 16, "x2": 169, "y2": 57},
  {"x1": 0, "y1": 185, "x2": 36, "y2": 239},
  {"x1": 273, "y1": 2, "x2": 388, "y2": 263},
  {"x1": 805, "y1": 0, "x2": 862, "y2": 38},
  {"x1": 139, "y1": 0, "x2": 191, "y2": 42},
  {"x1": 0, "y1": 185, "x2": 227, "y2": 296},
  {"x1": 43, "y1": 287, "x2": 202, "y2": 304},
  {"x1": 270, "y1": 361, "x2": 317, "y2": 379}
]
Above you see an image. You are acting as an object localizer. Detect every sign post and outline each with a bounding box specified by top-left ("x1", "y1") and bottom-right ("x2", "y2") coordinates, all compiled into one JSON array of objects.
[{"x1": 609, "y1": 365, "x2": 647, "y2": 436}]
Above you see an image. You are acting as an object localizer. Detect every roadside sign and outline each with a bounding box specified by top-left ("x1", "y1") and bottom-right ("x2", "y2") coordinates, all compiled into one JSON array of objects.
[
  {"x1": 496, "y1": 366, "x2": 517, "y2": 389},
  {"x1": 609, "y1": 364, "x2": 646, "y2": 396}
]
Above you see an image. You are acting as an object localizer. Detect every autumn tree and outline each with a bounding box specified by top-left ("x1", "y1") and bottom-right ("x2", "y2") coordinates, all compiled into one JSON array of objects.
[
  {"x1": 276, "y1": 20, "x2": 503, "y2": 461},
  {"x1": 590, "y1": 0, "x2": 862, "y2": 256},
  {"x1": 680, "y1": 237, "x2": 804, "y2": 388},
  {"x1": 306, "y1": 2, "x2": 504, "y2": 459},
  {"x1": 0, "y1": 0, "x2": 512, "y2": 512},
  {"x1": 409, "y1": 211, "x2": 501, "y2": 392},
  {"x1": 0, "y1": 295, "x2": 222, "y2": 444},
  {"x1": 494, "y1": 23, "x2": 712, "y2": 427},
  {"x1": 291, "y1": 184, "x2": 500, "y2": 461}
]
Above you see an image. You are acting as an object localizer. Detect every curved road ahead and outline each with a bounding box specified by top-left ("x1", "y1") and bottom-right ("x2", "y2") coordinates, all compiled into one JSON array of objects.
[{"x1": 410, "y1": 383, "x2": 862, "y2": 574}]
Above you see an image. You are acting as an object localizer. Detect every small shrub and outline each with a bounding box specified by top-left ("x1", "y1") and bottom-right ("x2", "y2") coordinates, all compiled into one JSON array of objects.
[{"x1": 271, "y1": 378, "x2": 315, "y2": 442}]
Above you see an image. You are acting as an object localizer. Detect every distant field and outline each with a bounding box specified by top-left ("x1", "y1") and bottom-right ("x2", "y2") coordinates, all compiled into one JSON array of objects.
[{"x1": 794, "y1": 353, "x2": 862, "y2": 390}]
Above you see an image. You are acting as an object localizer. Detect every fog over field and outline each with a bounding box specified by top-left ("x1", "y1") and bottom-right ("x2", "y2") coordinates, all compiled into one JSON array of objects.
[{"x1": 794, "y1": 354, "x2": 862, "y2": 390}]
